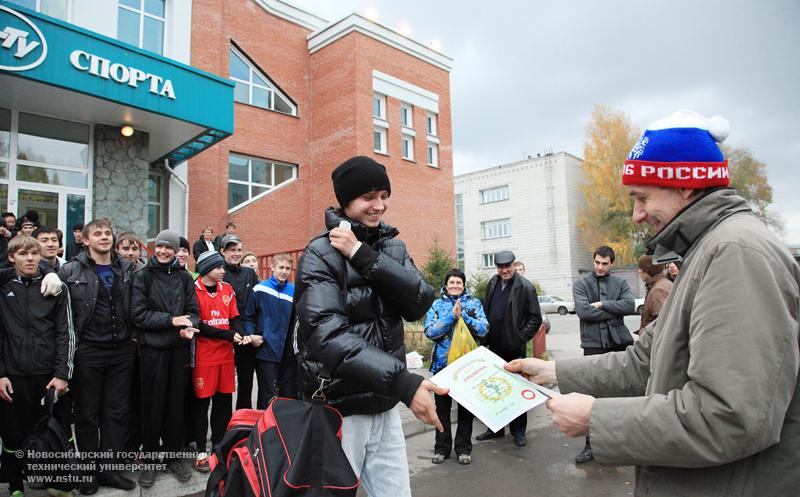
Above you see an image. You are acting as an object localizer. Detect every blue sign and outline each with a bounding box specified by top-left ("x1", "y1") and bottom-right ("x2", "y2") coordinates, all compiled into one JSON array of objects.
[{"x1": 0, "y1": 2, "x2": 233, "y2": 134}]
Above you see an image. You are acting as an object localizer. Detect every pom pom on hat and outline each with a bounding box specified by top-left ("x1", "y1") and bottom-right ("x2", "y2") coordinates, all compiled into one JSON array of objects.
[{"x1": 622, "y1": 110, "x2": 730, "y2": 189}]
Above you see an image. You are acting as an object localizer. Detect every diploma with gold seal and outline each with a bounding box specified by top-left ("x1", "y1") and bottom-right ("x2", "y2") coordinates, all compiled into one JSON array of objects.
[{"x1": 430, "y1": 346, "x2": 553, "y2": 433}]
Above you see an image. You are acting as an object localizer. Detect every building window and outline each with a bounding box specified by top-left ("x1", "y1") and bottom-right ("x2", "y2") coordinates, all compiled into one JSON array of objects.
[
  {"x1": 228, "y1": 153, "x2": 298, "y2": 211},
  {"x1": 481, "y1": 218, "x2": 511, "y2": 240},
  {"x1": 400, "y1": 103, "x2": 413, "y2": 128},
  {"x1": 373, "y1": 128, "x2": 387, "y2": 154},
  {"x1": 373, "y1": 94, "x2": 386, "y2": 119},
  {"x1": 147, "y1": 173, "x2": 163, "y2": 240},
  {"x1": 230, "y1": 46, "x2": 297, "y2": 116},
  {"x1": 401, "y1": 134, "x2": 413, "y2": 161},
  {"x1": 117, "y1": 0, "x2": 165, "y2": 55},
  {"x1": 426, "y1": 112, "x2": 437, "y2": 136},
  {"x1": 482, "y1": 253, "x2": 495, "y2": 268},
  {"x1": 455, "y1": 193, "x2": 464, "y2": 270},
  {"x1": 7, "y1": 0, "x2": 68, "y2": 20},
  {"x1": 480, "y1": 185, "x2": 509, "y2": 204},
  {"x1": 427, "y1": 142, "x2": 438, "y2": 167},
  {"x1": 16, "y1": 112, "x2": 90, "y2": 188}
]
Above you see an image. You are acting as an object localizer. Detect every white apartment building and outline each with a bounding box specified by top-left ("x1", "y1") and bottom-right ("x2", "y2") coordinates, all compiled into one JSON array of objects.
[{"x1": 454, "y1": 152, "x2": 593, "y2": 299}]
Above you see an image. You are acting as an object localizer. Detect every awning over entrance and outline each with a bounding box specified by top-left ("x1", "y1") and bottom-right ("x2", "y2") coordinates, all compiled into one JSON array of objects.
[{"x1": 0, "y1": 2, "x2": 233, "y2": 167}]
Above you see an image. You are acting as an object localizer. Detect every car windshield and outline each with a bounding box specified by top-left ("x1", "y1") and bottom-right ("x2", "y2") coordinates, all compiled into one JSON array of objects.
[{"x1": 551, "y1": 296, "x2": 564, "y2": 302}]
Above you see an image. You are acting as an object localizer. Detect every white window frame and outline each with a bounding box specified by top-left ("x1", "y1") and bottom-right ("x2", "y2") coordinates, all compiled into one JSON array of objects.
[
  {"x1": 373, "y1": 94, "x2": 386, "y2": 120},
  {"x1": 400, "y1": 102, "x2": 413, "y2": 129},
  {"x1": 118, "y1": 0, "x2": 166, "y2": 55},
  {"x1": 8, "y1": 0, "x2": 70, "y2": 21},
  {"x1": 230, "y1": 46, "x2": 297, "y2": 116},
  {"x1": 401, "y1": 134, "x2": 414, "y2": 161},
  {"x1": 479, "y1": 185, "x2": 509, "y2": 204},
  {"x1": 481, "y1": 218, "x2": 511, "y2": 240},
  {"x1": 373, "y1": 127, "x2": 387, "y2": 155},
  {"x1": 481, "y1": 253, "x2": 495, "y2": 268},
  {"x1": 0, "y1": 107, "x2": 93, "y2": 234},
  {"x1": 426, "y1": 112, "x2": 437, "y2": 136},
  {"x1": 146, "y1": 170, "x2": 167, "y2": 241},
  {"x1": 228, "y1": 153, "x2": 298, "y2": 213},
  {"x1": 427, "y1": 142, "x2": 438, "y2": 167}
]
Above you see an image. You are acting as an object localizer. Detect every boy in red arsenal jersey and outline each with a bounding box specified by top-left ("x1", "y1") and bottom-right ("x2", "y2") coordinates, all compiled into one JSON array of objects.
[{"x1": 189, "y1": 251, "x2": 249, "y2": 472}]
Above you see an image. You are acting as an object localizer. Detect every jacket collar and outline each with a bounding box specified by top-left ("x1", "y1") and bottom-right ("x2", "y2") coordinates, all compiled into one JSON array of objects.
[
  {"x1": 147, "y1": 256, "x2": 181, "y2": 272},
  {"x1": 324, "y1": 207, "x2": 399, "y2": 245},
  {"x1": 440, "y1": 287, "x2": 473, "y2": 301},
  {"x1": 645, "y1": 271, "x2": 668, "y2": 290},
  {"x1": 647, "y1": 188, "x2": 752, "y2": 264}
]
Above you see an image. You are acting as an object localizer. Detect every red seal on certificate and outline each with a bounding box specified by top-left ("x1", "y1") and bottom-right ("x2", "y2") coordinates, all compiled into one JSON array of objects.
[{"x1": 521, "y1": 389, "x2": 536, "y2": 400}]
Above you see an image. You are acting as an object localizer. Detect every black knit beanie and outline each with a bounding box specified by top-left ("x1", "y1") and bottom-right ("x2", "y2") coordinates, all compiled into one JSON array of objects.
[{"x1": 331, "y1": 156, "x2": 391, "y2": 208}]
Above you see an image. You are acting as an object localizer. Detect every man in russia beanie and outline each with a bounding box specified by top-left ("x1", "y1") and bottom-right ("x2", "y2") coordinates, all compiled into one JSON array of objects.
[
  {"x1": 506, "y1": 110, "x2": 800, "y2": 496},
  {"x1": 331, "y1": 156, "x2": 391, "y2": 208}
]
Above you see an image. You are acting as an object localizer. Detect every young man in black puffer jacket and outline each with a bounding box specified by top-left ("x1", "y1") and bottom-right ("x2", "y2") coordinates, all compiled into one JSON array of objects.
[
  {"x1": 130, "y1": 230, "x2": 199, "y2": 488},
  {"x1": 295, "y1": 156, "x2": 446, "y2": 497}
]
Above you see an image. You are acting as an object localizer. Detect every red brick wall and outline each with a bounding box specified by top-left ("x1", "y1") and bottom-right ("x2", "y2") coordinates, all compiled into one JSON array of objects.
[{"x1": 189, "y1": 1, "x2": 455, "y2": 266}]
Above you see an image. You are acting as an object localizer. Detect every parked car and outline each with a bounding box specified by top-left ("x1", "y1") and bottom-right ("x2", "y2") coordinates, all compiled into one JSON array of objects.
[
  {"x1": 635, "y1": 298, "x2": 645, "y2": 315},
  {"x1": 538, "y1": 295, "x2": 575, "y2": 315}
]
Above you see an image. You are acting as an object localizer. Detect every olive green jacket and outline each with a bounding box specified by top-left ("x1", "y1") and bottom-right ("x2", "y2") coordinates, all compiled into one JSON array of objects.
[{"x1": 557, "y1": 189, "x2": 800, "y2": 496}]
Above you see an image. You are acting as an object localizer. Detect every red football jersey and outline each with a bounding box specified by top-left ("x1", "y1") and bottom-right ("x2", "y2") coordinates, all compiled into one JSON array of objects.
[{"x1": 194, "y1": 280, "x2": 239, "y2": 366}]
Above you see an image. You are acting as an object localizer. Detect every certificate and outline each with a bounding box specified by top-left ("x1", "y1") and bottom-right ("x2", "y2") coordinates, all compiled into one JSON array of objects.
[{"x1": 430, "y1": 346, "x2": 554, "y2": 433}]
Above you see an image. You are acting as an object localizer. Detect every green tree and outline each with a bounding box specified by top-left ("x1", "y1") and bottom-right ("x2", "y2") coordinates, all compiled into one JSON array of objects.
[
  {"x1": 421, "y1": 236, "x2": 455, "y2": 291},
  {"x1": 467, "y1": 272, "x2": 491, "y2": 302},
  {"x1": 578, "y1": 105, "x2": 652, "y2": 264}
]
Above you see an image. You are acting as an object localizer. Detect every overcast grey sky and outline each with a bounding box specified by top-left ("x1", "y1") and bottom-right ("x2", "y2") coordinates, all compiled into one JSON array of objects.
[{"x1": 294, "y1": 0, "x2": 800, "y2": 243}]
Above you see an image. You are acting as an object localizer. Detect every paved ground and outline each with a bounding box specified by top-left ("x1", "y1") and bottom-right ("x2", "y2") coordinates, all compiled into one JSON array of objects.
[{"x1": 2, "y1": 313, "x2": 643, "y2": 497}]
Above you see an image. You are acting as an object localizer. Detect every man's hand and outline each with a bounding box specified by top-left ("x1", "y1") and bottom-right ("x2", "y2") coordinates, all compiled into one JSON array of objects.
[
  {"x1": 41, "y1": 272, "x2": 63, "y2": 297},
  {"x1": 249, "y1": 335, "x2": 264, "y2": 347},
  {"x1": 0, "y1": 377, "x2": 13, "y2": 403},
  {"x1": 410, "y1": 380, "x2": 449, "y2": 432},
  {"x1": 545, "y1": 393, "x2": 595, "y2": 437},
  {"x1": 329, "y1": 227, "x2": 358, "y2": 258},
  {"x1": 46, "y1": 377, "x2": 69, "y2": 396},
  {"x1": 590, "y1": 301, "x2": 603, "y2": 309},
  {"x1": 505, "y1": 358, "x2": 558, "y2": 385},
  {"x1": 172, "y1": 315, "x2": 193, "y2": 328},
  {"x1": 452, "y1": 300, "x2": 462, "y2": 319},
  {"x1": 179, "y1": 327, "x2": 197, "y2": 340}
]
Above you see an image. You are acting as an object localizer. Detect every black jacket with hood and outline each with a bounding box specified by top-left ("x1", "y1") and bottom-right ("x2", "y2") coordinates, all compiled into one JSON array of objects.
[
  {"x1": 295, "y1": 208, "x2": 435, "y2": 416},
  {"x1": 0, "y1": 273, "x2": 75, "y2": 380},
  {"x1": 130, "y1": 256, "x2": 199, "y2": 349}
]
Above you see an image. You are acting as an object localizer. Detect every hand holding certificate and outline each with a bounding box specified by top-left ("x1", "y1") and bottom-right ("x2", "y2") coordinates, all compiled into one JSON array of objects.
[{"x1": 430, "y1": 346, "x2": 558, "y2": 433}]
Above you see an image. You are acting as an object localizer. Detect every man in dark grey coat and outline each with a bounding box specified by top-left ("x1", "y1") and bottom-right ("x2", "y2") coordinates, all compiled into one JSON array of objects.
[
  {"x1": 475, "y1": 250, "x2": 542, "y2": 446},
  {"x1": 572, "y1": 244, "x2": 634, "y2": 463}
]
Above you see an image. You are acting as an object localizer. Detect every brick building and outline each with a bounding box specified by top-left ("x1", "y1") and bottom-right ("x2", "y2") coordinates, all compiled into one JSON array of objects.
[{"x1": 188, "y1": 0, "x2": 455, "y2": 266}]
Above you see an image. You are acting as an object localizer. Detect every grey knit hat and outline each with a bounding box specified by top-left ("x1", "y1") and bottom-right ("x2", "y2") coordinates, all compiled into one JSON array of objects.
[
  {"x1": 155, "y1": 230, "x2": 180, "y2": 251},
  {"x1": 196, "y1": 250, "x2": 224, "y2": 276}
]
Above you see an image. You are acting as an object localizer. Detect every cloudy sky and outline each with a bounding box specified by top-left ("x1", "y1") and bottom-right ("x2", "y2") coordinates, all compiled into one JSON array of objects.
[{"x1": 294, "y1": 0, "x2": 800, "y2": 243}]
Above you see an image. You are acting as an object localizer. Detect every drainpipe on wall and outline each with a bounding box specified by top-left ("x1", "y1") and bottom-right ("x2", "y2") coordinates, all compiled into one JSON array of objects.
[{"x1": 164, "y1": 159, "x2": 189, "y2": 238}]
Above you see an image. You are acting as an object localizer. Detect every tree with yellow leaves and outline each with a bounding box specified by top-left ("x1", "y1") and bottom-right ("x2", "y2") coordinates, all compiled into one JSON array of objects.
[
  {"x1": 578, "y1": 105, "x2": 652, "y2": 265},
  {"x1": 578, "y1": 106, "x2": 783, "y2": 264}
]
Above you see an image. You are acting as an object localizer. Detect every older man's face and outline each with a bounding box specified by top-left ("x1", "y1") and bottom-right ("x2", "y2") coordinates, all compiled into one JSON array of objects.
[
  {"x1": 497, "y1": 262, "x2": 515, "y2": 282},
  {"x1": 628, "y1": 185, "x2": 696, "y2": 233}
]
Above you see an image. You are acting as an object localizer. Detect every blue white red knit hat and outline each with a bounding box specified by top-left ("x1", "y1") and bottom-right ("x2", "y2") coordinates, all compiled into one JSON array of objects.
[{"x1": 622, "y1": 110, "x2": 730, "y2": 189}]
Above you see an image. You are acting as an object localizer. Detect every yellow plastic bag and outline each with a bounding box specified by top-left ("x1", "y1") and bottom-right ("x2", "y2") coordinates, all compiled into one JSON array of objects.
[{"x1": 447, "y1": 317, "x2": 478, "y2": 364}]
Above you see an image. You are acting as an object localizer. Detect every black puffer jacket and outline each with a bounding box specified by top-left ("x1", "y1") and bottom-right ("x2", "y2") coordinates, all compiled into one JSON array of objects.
[
  {"x1": 130, "y1": 257, "x2": 199, "y2": 349},
  {"x1": 295, "y1": 208, "x2": 434, "y2": 416},
  {"x1": 0, "y1": 274, "x2": 75, "y2": 380},
  {"x1": 59, "y1": 251, "x2": 141, "y2": 344},
  {"x1": 222, "y1": 262, "x2": 259, "y2": 316}
]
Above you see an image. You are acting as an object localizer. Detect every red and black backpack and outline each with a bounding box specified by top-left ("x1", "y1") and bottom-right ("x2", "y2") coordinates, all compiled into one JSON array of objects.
[{"x1": 205, "y1": 399, "x2": 359, "y2": 497}]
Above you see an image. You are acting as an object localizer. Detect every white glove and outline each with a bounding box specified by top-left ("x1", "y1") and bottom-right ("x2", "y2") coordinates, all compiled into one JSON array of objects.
[{"x1": 41, "y1": 272, "x2": 63, "y2": 297}]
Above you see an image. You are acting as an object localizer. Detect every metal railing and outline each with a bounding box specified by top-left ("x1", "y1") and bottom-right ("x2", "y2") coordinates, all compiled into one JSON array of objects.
[{"x1": 256, "y1": 249, "x2": 304, "y2": 282}]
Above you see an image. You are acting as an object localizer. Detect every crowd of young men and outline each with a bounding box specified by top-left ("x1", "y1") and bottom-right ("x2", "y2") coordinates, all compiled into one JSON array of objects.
[{"x1": 0, "y1": 216, "x2": 297, "y2": 495}]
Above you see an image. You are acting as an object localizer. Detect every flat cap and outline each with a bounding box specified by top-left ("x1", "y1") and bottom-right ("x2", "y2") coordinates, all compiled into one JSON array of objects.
[{"x1": 494, "y1": 250, "x2": 515, "y2": 265}]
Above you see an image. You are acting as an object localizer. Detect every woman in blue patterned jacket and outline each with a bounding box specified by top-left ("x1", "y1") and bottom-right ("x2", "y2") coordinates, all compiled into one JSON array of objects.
[{"x1": 424, "y1": 268, "x2": 488, "y2": 465}]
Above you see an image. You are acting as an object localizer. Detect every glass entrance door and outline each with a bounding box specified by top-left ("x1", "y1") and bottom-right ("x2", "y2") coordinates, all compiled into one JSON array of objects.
[{"x1": 14, "y1": 189, "x2": 88, "y2": 246}]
